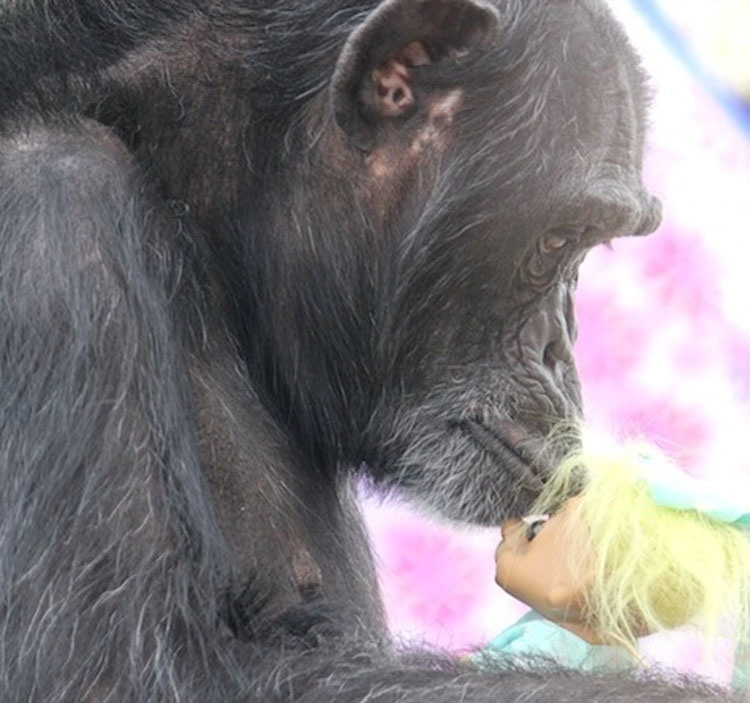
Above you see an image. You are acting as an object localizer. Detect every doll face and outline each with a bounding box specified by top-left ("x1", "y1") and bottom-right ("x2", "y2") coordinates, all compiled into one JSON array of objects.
[{"x1": 495, "y1": 497, "x2": 592, "y2": 625}]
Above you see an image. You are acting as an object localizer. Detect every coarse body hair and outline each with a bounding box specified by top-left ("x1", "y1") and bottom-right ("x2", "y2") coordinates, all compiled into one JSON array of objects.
[{"x1": 0, "y1": 0, "x2": 734, "y2": 700}]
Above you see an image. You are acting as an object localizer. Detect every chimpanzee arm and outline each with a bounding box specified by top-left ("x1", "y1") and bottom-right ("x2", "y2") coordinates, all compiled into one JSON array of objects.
[
  {"x1": 242, "y1": 626, "x2": 731, "y2": 703},
  {"x1": 0, "y1": 1, "x2": 204, "y2": 110},
  {"x1": 0, "y1": 118, "x2": 246, "y2": 702},
  {"x1": 298, "y1": 659, "x2": 728, "y2": 703}
]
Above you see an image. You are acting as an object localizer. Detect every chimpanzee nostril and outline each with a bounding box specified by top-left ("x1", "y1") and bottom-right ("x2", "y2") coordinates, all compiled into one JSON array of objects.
[
  {"x1": 543, "y1": 343, "x2": 557, "y2": 370},
  {"x1": 542, "y1": 337, "x2": 574, "y2": 376}
]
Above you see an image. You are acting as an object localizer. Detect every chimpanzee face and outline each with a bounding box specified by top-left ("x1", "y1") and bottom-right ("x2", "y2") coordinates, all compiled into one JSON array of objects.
[{"x1": 254, "y1": 0, "x2": 660, "y2": 524}]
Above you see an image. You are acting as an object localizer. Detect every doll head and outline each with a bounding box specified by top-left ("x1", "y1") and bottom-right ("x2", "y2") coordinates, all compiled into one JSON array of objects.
[
  {"x1": 495, "y1": 498, "x2": 602, "y2": 645},
  {"x1": 498, "y1": 437, "x2": 750, "y2": 658}
]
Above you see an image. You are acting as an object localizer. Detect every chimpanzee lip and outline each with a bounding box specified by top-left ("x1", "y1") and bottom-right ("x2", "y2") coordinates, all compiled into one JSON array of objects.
[{"x1": 455, "y1": 418, "x2": 545, "y2": 493}]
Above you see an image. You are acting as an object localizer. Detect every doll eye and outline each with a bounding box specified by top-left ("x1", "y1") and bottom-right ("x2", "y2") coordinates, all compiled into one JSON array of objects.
[
  {"x1": 521, "y1": 514, "x2": 549, "y2": 542},
  {"x1": 525, "y1": 520, "x2": 546, "y2": 541}
]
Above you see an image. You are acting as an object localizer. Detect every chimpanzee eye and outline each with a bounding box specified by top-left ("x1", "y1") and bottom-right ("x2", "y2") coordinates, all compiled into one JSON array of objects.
[
  {"x1": 539, "y1": 234, "x2": 567, "y2": 254},
  {"x1": 539, "y1": 226, "x2": 590, "y2": 255},
  {"x1": 521, "y1": 514, "x2": 550, "y2": 541}
]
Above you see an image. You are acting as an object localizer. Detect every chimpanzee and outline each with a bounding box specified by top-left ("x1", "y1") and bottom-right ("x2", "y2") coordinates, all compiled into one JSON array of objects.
[{"x1": 0, "y1": 0, "x2": 728, "y2": 701}]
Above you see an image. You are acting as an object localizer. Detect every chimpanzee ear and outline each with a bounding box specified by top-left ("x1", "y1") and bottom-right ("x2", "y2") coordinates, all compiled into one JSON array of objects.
[{"x1": 331, "y1": 0, "x2": 501, "y2": 150}]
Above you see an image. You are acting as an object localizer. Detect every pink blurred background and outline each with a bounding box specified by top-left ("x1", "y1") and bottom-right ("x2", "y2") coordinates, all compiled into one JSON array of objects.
[{"x1": 363, "y1": 0, "x2": 750, "y2": 687}]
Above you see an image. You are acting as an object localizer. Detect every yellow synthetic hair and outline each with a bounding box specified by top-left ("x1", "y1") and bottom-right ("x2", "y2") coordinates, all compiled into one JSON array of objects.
[{"x1": 531, "y1": 435, "x2": 750, "y2": 661}]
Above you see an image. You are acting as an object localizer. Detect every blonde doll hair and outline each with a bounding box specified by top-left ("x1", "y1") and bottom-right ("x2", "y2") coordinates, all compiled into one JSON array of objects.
[{"x1": 531, "y1": 437, "x2": 750, "y2": 658}]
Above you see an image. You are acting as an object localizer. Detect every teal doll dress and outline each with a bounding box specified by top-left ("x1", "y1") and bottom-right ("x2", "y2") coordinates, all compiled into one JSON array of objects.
[{"x1": 473, "y1": 610, "x2": 632, "y2": 672}]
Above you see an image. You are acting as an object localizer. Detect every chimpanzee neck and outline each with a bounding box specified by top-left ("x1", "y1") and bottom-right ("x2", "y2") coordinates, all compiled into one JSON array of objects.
[{"x1": 233, "y1": 171, "x2": 380, "y2": 471}]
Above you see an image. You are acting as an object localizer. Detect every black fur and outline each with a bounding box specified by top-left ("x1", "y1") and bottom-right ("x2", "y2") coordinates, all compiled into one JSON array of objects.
[{"x1": 0, "y1": 0, "x2": 730, "y2": 700}]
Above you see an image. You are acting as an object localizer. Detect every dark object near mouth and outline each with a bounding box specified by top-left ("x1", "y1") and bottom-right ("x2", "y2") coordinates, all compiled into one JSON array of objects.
[{"x1": 454, "y1": 418, "x2": 545, "y2": 494}]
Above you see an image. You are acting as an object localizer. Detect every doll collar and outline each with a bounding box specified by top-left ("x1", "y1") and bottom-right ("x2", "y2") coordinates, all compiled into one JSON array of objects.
[{"x1": 636, "y1": 448, "x2": 750, "y2": 527}]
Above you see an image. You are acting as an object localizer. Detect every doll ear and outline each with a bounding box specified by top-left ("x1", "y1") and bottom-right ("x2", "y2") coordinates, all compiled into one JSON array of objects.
[{"x1": 331, "y1": 0, "x2": 501, "y2": 150}]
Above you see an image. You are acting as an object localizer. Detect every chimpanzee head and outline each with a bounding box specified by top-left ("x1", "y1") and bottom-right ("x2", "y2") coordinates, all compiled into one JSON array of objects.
[{"x1": 228, "y1": 0, "x2": 662, "y2": 524}]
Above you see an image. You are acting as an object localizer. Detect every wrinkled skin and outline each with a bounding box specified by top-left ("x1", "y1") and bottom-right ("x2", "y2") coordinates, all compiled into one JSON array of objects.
[{"x1": 1, "y1": 0, "x2": 727, "y2": 701}]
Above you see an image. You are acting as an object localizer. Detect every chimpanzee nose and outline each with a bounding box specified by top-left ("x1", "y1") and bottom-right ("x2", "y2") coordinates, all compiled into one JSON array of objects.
[
  {"x1": 539, "y1": 282, "x2": 577, "y2": 374},
  {"x1": 517, "y1": 280, "x2": 582, "y2": 416}
]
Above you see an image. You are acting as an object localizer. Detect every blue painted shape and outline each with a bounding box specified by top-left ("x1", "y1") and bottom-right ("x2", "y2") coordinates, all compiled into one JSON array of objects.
[{"x1": 629, "y1": 0, "x2": 750, "y2": 135}]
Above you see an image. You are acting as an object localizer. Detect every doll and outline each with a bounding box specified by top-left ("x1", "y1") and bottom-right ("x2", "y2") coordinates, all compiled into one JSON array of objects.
[{"x1": 473, "y1": 438, "x2": 750, "y2": 692}]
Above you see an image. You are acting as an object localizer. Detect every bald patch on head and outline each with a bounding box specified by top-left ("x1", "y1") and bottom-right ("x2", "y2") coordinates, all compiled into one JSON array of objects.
[
  {"x1": 410, "y1": 89, "x2": 463, "y2": 155},
  {"x1": 365, "y1": 149, "x2": 392, "y2": 179},
  {"x1": 365, "y1": 89, "x2": 464, "y2": 180}
]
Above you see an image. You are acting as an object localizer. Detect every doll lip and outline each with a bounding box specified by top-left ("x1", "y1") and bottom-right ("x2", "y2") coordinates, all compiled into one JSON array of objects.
[{"x1": 456, "y1": 418, "x2": 545, "y2": 494}]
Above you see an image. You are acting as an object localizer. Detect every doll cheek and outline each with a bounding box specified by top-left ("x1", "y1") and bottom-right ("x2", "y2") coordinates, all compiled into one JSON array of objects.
[
  {"x1": 495, "y1": 537, "x2": 522, "y2": 565},
  {"x1": 494, "y1": 545, "x2": 520, "y2": 585},
  {"x1": 494, "y1": 562, "x2": 510, "y2": 589},
  {"x1": 493, "y1": 545, "x2": 507, "y2": 582}
]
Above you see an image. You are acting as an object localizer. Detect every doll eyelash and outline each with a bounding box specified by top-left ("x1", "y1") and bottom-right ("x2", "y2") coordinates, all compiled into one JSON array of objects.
[{"x1": 521, "y1": 514, "x2": 550, "y2": 542}]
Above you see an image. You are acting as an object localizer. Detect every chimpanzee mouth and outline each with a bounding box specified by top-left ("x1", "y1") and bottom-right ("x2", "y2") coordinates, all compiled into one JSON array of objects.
[{"x1": 454, "y1": 418, "x2": 546, "y2": 494}]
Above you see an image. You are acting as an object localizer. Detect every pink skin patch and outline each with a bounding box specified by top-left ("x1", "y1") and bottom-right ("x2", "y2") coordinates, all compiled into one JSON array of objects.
[
  {"x1": 409, "y1": 90, "x2": 463, "y2": 155},
  {"x1": 365, "y1": 89, "x2": 464, "y2": 179},
  {"x1": 371, "y1": 42, "x2": 431, "y2": 119},
  {"x1": 365, "y1": 40, "x2": 464, "y2": 178},
  {"x1": 372, "y1": 59, "x2": 416, "y2": 118}
]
